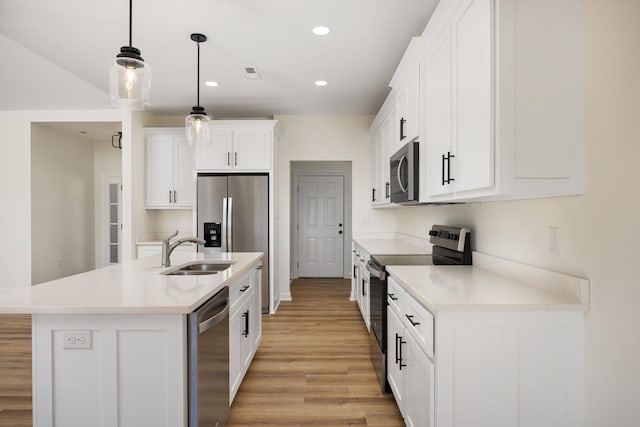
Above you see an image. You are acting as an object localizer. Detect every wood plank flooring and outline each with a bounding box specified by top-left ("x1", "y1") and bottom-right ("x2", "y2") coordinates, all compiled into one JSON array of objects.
[
  {"x1": 228, "y1": 278, "x2": 404, "y2": 426},
  {"x1": 0, "y1": 314, "x2": 32, "y2": 427}
]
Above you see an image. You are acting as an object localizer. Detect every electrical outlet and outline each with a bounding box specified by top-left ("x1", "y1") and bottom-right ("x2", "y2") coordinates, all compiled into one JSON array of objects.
[
  {"x1": 62, "y1": 331, "x2": 92, "y2": 349},
  {"x1": 548, "y1": 227, "x2": 560, "y2": 254}
]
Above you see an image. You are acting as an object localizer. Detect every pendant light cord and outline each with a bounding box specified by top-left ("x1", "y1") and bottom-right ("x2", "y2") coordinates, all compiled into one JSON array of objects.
[
  {"x1": 196, "y1": 41, "x2": 201, "y2": 106},
  {"x1": 128, "y1": 0, "x2": 133, "y2": 47}
]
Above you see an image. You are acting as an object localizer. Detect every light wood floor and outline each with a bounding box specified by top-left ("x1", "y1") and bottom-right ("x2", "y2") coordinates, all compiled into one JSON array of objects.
[
  {"x1": 0, "y1": 314, "x2": 32, "y2": 427},
  {"x1": 228, "y1": 278, "x2": 404, "y2": 426},
  {"x1": 0, "y1": 280, "x2": 403, "y2": 426}
]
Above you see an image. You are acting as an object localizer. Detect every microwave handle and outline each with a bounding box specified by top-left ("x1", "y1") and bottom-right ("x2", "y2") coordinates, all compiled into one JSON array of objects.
[{"x1": 397, "y1": 155, "x2": 407, "y2": 193}]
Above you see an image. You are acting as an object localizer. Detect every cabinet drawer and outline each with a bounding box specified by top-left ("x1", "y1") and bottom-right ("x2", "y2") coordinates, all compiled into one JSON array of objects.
[
  {"x1": 229, "y1": 271, "x2": 253, "y2": 314},
  {"x1": 405, "y1": 293, "x2": 434, "y2": 358},
  {"x1": 387, "y1": 275, "x2": 405, "y2": 315}
]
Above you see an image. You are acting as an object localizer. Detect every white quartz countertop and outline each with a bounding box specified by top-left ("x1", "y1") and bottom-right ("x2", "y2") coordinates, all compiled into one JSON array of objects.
[
  {"x1": 353, "y1": 237, "x2": 430, "y2": 255},
  {"x1": 0, "y1": 252, "x2": 263, "y2": 315},
  {"x1": 387, "y1": 253, "x2": 589, "y2": 312}
]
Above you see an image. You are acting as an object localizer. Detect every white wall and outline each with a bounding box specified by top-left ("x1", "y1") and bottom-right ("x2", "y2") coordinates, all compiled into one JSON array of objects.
[
  {"x1": 0, "y1": 109, "x2": 121, "y2": 289},
  {"x1": 392, "y1": 1, "x2": 640, "y2": 425},
  {"x1": 273, "y1": 115, "x2": 396, "y2": 300},
  {"x1": 93, "y1": 141, "x2": 122, "y2": 268},
  {"x1": 31, "y1": 124, "x2": 95, "y2": 284}
]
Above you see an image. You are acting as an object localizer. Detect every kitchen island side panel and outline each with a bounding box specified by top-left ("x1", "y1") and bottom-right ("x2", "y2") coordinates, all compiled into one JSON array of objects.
[{"x1": 33, "y1": 314, "x2": 187, "y2": 427}]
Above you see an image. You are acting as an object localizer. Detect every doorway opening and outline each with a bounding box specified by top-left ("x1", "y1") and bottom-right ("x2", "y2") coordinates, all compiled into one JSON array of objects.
[{"x1": 291, "y1": 161, "x2": 352, "y2": 279}]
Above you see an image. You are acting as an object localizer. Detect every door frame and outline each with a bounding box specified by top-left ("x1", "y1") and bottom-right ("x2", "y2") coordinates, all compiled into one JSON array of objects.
[{"x1": 291, "y1": 161, "x2": 352, "y2": 279}]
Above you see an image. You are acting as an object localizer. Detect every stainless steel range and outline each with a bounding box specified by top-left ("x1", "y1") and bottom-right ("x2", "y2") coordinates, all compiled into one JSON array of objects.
[{"x1": 367, "y1": 225, "x2": 472, "y2": 391}]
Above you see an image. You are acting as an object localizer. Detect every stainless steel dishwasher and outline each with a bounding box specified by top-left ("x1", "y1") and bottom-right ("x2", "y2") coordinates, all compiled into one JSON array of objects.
[{"x1": 188, "y1": 286, "x2": 229, "y2": 427}]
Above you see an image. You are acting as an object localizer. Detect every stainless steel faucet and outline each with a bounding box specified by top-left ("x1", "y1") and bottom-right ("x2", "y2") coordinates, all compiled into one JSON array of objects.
[{"x1": 161, "y1": 230, "x2": 205, "y2": 267}]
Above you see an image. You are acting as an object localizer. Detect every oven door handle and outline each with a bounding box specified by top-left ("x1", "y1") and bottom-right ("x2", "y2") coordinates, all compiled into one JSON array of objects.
[{"x1": 366, "y1": 261, "x2": 386, "y2": 280}]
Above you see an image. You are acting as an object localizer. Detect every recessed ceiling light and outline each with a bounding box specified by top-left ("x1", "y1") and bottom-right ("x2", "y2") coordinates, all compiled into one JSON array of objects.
[
  {"x1": 315, "y1": 80, "x2": 328, "y2": 87},
  {"x1": 312, "y1": 26, "x2": 330, "y2": 36},
  {"x1": 205, "y1": 81, "x2": 218, "y2": 87}
]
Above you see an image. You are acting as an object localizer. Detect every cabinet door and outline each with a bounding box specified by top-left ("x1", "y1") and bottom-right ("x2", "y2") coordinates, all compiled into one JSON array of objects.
[
  {"x1": 452, "y1": 0, "x2": 494, "y2": 193},
  {"x1": 404, "y1": 334, "x2": 435, "y2": 427},
  {"x1": 173, "y1": 135, "x2": 194, "y2": 208},
  {"x1": 381, "y1": 112, "x2": 395, "y2": 201},
  {"x1": 251, "y1": 268, "x2": 262, "y2": 349},
  {"x1": 387, "y1": 307, "x2": 405, "y2": 414},
  {"x1": 233, "y1": 128, "x2": 271, "y2": 170},
  {"x1": 404, "y1": 62, "x2": 421, "y2": 144},
  {"x1": 239, "y1": 294, "x2": 253, "y2": 372},
  {"x1": 370, "y1": 132, "x2": 381, "y2": 205},
  {"x1": 360, "y1": 270, "x2": 370, "y2": 330},
  {"x1": 425, "y1": 25, "x2": 455, "y2": 197},
  {"x1": 397, "y1": 62, "x2": 421, "y2": 147},
  {"x1": 145, "y1": 135, "x2": 174, "y2": 208},
  {"x1": 195, "y1": 127, "x2": 233, "y2": 170},
  {"x1": 352, "y1": 255, "x2": 360, "y2": 302},
  {"x1": 229, "y1": 309, "x2": 243, "y2": 402}
]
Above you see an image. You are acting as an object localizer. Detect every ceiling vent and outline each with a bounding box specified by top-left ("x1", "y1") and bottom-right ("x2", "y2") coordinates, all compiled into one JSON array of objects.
[{"x1": 243, "y1": 66, "x2": 261, "y2": 80}]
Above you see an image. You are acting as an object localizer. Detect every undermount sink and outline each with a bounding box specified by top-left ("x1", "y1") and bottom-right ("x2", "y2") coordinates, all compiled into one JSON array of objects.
[{"x1": 161, "y1": 262, "x2": 233, "y2": 276}]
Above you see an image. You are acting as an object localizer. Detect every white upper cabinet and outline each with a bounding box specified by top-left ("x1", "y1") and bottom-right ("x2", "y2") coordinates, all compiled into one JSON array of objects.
[
  {"x1": 391, "y1": 38, "x2": 423, "y2": 150},
  {"x1": 425, "y1": 0, "x2": 494, "y2": 198},
  {"x1": 396, "y1": 62, "x2": 421, "y2": 147},
  {"x1": 364, "y1": 0, "x2": 585, "y2": 204},
  {"x1": 145, "y1": 129, "x2": 194, "y2": 209},
  {"x1": 369, "y1": 92, "x2": 397, "y2": 207},
  {"x1": 195, "y1": 121, "x2": 276, "y2": 171}
]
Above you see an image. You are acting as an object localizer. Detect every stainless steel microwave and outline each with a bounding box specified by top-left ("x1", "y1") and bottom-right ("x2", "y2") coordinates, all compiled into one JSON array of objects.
[{"x1": 390, "y1": 140, "x2": 419, "y2": 204}]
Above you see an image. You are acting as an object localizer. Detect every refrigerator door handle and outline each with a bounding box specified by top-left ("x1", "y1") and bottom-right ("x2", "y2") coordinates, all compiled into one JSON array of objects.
[
  {"x1": 227, "y1": 197, "x2": 233, "y2": 252},
  {"x1": 222, "y1": 197, "x2": 228, "y2": 252}
]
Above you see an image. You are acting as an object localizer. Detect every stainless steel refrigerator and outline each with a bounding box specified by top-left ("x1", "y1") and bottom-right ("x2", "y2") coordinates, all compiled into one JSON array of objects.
[{"x1": 197, "y1": 174, "x2": 269, "y2": 312}]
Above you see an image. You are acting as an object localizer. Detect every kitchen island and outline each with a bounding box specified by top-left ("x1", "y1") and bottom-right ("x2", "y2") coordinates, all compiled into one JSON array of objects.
[{"x1": 0, "y1": 252, "x2": 264, "y2": 427}]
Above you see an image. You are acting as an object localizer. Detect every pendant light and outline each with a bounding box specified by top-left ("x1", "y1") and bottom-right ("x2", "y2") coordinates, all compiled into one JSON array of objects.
[
  {"x1": 185, "y1": 33, "x2": 211, "y2": 146},
  {"x1": 109, "y1": 0, "x2": 151, "y2": 109}
]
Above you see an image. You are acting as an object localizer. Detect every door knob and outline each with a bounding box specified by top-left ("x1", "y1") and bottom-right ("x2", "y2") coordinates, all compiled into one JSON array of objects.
[
  {"x1": 339, "y1": 223, "x2": 343, "y2": 227},
  {"x1": 339, "y1": 230, "x2": 343, "y2": 234}
]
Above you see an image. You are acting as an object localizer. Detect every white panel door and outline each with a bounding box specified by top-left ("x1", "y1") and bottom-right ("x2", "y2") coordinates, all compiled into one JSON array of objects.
[{"x1": 298, "y1": 175, "x2": 344, "y2": 277}]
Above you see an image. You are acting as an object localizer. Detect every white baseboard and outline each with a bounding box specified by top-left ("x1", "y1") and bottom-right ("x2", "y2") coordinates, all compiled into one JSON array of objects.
[{"x1": 279, "y1": 292, "x2": 292, "y2": 302}]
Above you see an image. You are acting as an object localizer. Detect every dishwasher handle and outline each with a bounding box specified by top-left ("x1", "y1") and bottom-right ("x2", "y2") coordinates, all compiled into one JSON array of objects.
[
  {"x1": 199, "y1": 303, "x2": 228, "y2": 334},
  {"x1": 196, "y1": 286, "x2": 229, "y2": 334}
]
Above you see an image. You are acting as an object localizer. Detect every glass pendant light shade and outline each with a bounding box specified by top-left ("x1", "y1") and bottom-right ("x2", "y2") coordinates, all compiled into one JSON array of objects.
[
  {"x1": 185, "y1": 107, "x2": 211, "y2": 146},
  {"x1": 109, "y1": 1, "x2": 151, "y2": 109},
  {"x1": 109, "y1": 47, "x2": 151, "y2": 109}
]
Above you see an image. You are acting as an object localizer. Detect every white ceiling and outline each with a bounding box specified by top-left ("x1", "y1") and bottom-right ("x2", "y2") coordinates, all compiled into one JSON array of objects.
[{"x1": 0, "y1": 0, "x2": 438, "y2": 117}]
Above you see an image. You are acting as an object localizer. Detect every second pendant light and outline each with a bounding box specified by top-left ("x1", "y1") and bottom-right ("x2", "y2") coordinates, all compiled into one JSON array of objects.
[{"x1": 185, "y1": 33, "x2": 211, "y2": 146}]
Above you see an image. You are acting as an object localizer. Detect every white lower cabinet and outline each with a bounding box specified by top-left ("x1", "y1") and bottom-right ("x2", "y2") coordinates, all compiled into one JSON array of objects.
[
  {"x1": 386, "y1": 275, "x2": 583, "y2": 427},
  {"x1": 228, "y1": 267, "x2": 262, "y2": 403},
  {"x1": 404, "y1": 331, "x2": 435, "y2": 427},
  {"x1": 387, "y1": 287, "x2": 434, "y2": 427},
  {"x1": 352, "y1": 243, "x2": 370, "y2": 330},
  {"x1": 386, "y1": 307, "x2": 406, "y2": 414}
]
